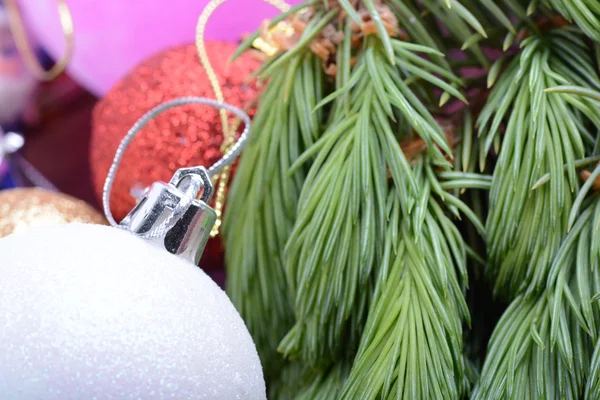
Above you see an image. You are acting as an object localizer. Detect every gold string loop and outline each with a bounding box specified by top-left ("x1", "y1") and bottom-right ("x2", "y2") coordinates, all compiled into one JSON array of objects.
[
  {"x1": 196, "y1": 0, "x2": 291, "y2": 238},
  {"x1": 4, "y1": 0, "x2": 74, "y2": 81}
]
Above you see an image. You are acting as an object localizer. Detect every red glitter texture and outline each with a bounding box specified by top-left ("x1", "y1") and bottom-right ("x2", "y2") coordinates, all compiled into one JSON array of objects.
[{"x1": 91, "y1": 42, "x2": 260, "y2": 269}]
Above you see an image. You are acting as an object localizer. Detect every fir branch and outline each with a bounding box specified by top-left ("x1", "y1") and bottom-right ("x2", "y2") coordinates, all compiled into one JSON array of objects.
[
  {"x1": 546, "y1": 0, "x2": 600, "y2": 43},
  {"x1": 386, "y1": 0, "x2": 518, "y2": 68},
  {"x1": 223, "y1": 1, "x2": 600, "y2": 398},
  {"x1": 479, "y1": 28, "x2": 600, "y2": 299},
  {"x1": 586, "y1": 340, "x2": 600, "y2": 400},
  {"x1": 412, "y1": 0, "x2": 494, "y2": 66},
  {"x1": 476, "y1": 200, "x2": 600, "y2": 399},
  {"x1": 280, "y1": 32, "x2": 465, "y2": 366},
  {"x1": 473, "y1": 293, "x2": 591, "y2": 400},
  {"x1": 223, "y1": 52, "x2": 325, "y2": 380},
  {"x1": 547, "y1": 200, "x2": 600, "y2": 347},
  {"x1": 268, "y1": 361, "x2": 351, "y2": 400},
  {"x1": 339, "y1": 164, "x2": 472, "y2": 400}
]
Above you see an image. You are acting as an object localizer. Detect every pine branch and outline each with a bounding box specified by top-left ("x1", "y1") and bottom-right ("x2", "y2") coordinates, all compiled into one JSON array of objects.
[
  {"x1": 476, "y1": 200, "x2": 600, "y2": 399},
  {"x1": 222, "y1": 1, "x2": 572, "y2": 397},
  {"x1": 280, "y1": 28, "x2": 467, "y2": 366},
  {"x1": 479, "y1": 28, "x2": 600, "y2": 300},
  {"x1": 268, "y1": 361, "x2": 350, "y2": 400},
  {"x1": 547, "y1": 198, "x2": 600, "y2": 348},
  {"x1": 586, "y1": 339, "x2": 600, "y2": 400},
  {"x1": 473, "y1": 293, "x2": 591, "y2": 399},
  {"x1": 223, "y1": 51, "x2": 325, "y2": 379},
  {"x1": 389, "y1": 0, "x2": 519, "y2": 67},
  {"x1": 339, "y1": 160, "x2": 476, "y2": 399},
  {"x1": 546, "y1": 0, "x2": 600, "y2": 42}
]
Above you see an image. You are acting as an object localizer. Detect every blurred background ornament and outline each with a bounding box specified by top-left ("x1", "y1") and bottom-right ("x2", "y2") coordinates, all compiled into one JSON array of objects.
[
  {"x1": 0, "y1": 187, "x2": 106, "y2": 238},
  {"x1": 0, "y1": 4, "x2": 37, "y2": 129},
  {"x1": 90, "y1": 42, "x2": 260, "y2": 269},
  {"x1": 0, "y1": 130, "x2": 23, "y2": 188},
  {"x1": 16, "y1": 0, "x2": 299, "y2": 96}
]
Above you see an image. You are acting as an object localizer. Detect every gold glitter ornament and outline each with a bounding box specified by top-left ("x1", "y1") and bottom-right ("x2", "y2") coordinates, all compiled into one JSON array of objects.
[{"x1": 0, "y1": 188, "x2": 106, "y2": 238}]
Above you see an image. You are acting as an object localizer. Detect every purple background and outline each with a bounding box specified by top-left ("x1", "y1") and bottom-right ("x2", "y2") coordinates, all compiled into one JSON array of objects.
[{"x1": 18, "y1": 0, "x2": 301, "y2": 96}]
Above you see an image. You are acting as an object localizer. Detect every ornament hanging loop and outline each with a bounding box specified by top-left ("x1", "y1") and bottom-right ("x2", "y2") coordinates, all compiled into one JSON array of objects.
[{"x1": 102, "y1": 96, "x2": 251, "y2": 228}]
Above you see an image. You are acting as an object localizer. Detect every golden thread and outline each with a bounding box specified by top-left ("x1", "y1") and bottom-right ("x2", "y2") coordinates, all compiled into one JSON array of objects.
[
  {"x1": 4, "y1": 0, "x2": 74, "y2": 81},
  {"x1": 261, "y1": 0, "x2": 291, "y2": 12},
  {"x1": 196, "y1": 0, "x2": 290, "y2": 237},
  {"x1": 252, "y1": 21, "x2": 295, "y2": 56}
]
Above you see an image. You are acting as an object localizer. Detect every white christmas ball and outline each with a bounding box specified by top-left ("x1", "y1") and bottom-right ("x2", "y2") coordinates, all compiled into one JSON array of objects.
[{"x1": 0, "y1": 223, "x2": 266, "y2": 399}]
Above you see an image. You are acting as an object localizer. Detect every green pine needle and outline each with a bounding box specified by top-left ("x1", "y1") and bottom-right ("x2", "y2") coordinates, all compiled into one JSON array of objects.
[
  {"x1": 473, "y1": 293, "x2": 591, "y2": 400},
  {"x1": 479, "y1": 29, "x2": 600, "y2": 300},
  {"x1": 477, "y1": 200, "x2": 600, "y2": 399},
  {"x1": 545, "y1": 85, "x2": 600, "y2": 101},
  {"x1": 222, "y1": 1, "x2": 600, "y2": 398},
  {"x1": 223, "y1": 52, "x2": 325, "y2": 380},
  {"x1": 280, "y1": 33, "x2": 465, "y2": 366},
  {"x1": 586, "y1": 340, "x2": 600, "y2": 400},
  {"x1": 339, "y1": 165, "x2": 471, "y2": 399},
  {"x1": 547, "y1": 0, "x2": 600, "y2": 43}
]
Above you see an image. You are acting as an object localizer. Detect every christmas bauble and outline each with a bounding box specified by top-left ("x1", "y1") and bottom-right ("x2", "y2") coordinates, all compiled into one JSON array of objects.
[
  {"x1": 0, "y1": 188, "x2": 106, "y2": 237},
  {"x1": 90, "y1": 42, "x2": 260, "y2": 268},
  {"x1": 18, "y1": 0, "x2": 298, "y2": 95},
  {"x1": 0, "y1": 223, "x2": 266, "y2": 399}
]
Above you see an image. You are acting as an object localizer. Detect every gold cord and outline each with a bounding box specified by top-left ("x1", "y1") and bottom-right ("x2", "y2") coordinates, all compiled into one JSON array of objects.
[
  {"x1": 196, "y1": 0, "x2": 290, "y2": 237},
  {"x1": 4, "y1": 0, "x2": 74, "y2": 81},
  {"x1": 259, "y1": 0, "x2": 291, "y2": 12}
]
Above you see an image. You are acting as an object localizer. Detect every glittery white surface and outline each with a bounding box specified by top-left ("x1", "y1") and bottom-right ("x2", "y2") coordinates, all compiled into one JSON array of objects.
[{"x1": 0, "y1": 224, "x2": 266, "y2": 399}]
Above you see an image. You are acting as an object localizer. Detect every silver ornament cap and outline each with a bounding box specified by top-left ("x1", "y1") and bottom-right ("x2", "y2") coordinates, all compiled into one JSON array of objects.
[{"x1": 119, "y1": 166, "x2": 217, "y2": 265}]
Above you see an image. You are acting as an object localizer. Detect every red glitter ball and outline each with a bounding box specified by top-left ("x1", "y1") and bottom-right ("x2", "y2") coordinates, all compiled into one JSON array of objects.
[{"x1": 91, "y1": 42, "x2": 260, "y2": 269}]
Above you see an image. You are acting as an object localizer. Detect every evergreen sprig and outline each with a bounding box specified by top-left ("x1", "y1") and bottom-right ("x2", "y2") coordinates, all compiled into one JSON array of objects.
[
  {"x1": 339, "y1": 158, "x2": 481, "y2": 399},
  {"x1": 546, "y1": 0, "x2": 600, "y2": 42},
  {"x1": 223, "y1": 1, "x2": 600, "y2": 398},
  {"x1": 280, "y1": 24, "x2": 468, "y2": 365},
  {"x1": 479, "y1": 28, "x2": 600, "y2": 300},
  {"x1": 475, "y1": 199, "x2": 600, "y2": 399},
  {"x1": 473, "y1": 293, "x2": 590, "y2": 399},
  {"x1": 223, "y1": 49, "x2": 325, "y2": 379}
]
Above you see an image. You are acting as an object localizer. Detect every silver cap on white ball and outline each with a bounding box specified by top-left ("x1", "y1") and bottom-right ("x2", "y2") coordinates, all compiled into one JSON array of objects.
[{"x1": 119, "y1": 166, "x2": 217, "y2": 265}]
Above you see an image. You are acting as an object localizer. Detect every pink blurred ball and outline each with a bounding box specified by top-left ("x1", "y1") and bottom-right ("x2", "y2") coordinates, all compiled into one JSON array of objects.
[{"x1": 18, "y1": 0, "x2": 299, "y2": 96}]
